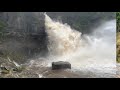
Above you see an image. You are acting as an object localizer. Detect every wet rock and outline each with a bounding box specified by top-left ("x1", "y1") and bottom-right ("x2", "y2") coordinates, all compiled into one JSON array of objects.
[
  {"x1": 0, "y1": 50, "x2": 4, "y2": 55},
  {"x1": 12, "y1": 67, "x2": 22, "y2": 73},
  {"x1": 0, "y1": 66, "x2": 10, "y2": 74},
  {"x1": 52, "y1": 61, "x2": 71, "y2": 70}
]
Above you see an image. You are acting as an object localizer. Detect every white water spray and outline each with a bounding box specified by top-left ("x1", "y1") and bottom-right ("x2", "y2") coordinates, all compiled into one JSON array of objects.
[
  {"x1": 44, "y1": 13, "x2": 116, "y2": 74},
  {"x1": 44, "y1": 13, "x2": 82, "y2": 56}
]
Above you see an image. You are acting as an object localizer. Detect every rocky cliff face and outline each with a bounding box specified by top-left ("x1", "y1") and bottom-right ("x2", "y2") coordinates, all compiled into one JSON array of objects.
[
  {"x1": 0, "y1": 12, "x2": 45, "y2": 34},
  {"x1": 0, "y1": 12, "x2": 48, "y2": 64}
]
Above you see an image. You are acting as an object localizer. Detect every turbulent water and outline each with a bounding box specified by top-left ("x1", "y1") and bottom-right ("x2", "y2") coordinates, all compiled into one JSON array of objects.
[{"x1": 28, "y1": 13, "x2": 116, "y2": 78}]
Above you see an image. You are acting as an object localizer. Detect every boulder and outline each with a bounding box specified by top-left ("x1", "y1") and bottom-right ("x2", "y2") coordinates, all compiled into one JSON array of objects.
[
  {"x1": 0, "y1": 66, "x2": 10, "y2": 74},
  {"x1": 52, "y1": 61, "x2": 71, "y2": 70}
]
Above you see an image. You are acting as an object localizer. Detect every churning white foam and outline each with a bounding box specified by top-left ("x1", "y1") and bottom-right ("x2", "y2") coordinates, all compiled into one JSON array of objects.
[{"x1": 43, "y1": 13, "x2": 116, "y2": 75}]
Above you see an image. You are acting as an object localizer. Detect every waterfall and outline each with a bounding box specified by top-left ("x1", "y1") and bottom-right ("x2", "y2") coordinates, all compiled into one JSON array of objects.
[{"x1": 44, "y1": 13, "x2": 116, "y2": 73}]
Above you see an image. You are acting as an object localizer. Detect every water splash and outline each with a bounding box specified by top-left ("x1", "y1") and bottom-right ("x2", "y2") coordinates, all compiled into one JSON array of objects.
[
  {"x1": 44, "y1": 13, "x2": 82, "y2": 57},
  {"x1": 44, "y1": 13, "x2": 116, "y2": 74}
]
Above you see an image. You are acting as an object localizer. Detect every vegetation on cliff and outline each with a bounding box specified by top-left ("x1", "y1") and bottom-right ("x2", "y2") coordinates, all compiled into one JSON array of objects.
[{"x1": 117, "y1": 12, "x2": 120, "y2": 63}]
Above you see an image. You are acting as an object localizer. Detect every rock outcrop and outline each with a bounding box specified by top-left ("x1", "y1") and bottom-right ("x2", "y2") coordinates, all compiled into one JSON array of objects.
[{"x1": 52, "y1": 61, "x2": 71, "y2": 70}]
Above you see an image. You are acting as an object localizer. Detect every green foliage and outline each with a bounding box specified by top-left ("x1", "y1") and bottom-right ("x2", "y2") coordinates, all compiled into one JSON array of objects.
[
  {"x1": 0, "y1": 20, "x2": 6, "y2": 40},
  {"x1": 117, "y1": 12, "x2": 120, "y2": 32},
  {"x1": 117, "y1": 12, "x2": 120, "y2": 63},
  {"x1": 0, "y1": 21, "x2": 6, "y2": 31}
]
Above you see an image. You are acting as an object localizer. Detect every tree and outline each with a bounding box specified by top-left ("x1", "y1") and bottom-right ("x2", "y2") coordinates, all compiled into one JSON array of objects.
[{"x1": 117, "y1": 12, "x2": 120, "y2": 32}]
